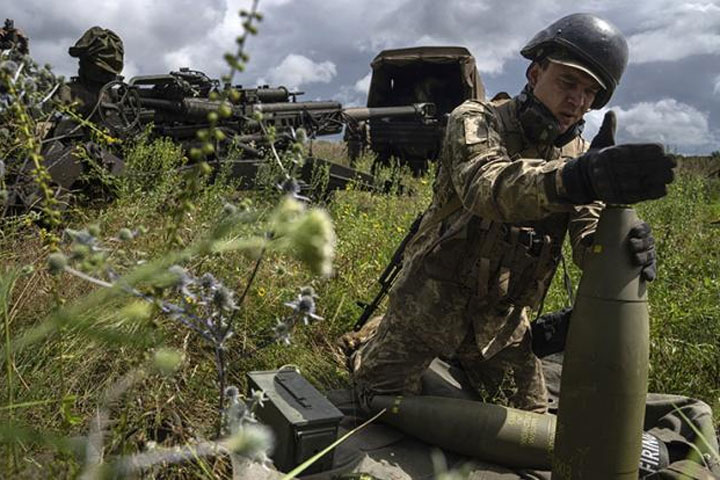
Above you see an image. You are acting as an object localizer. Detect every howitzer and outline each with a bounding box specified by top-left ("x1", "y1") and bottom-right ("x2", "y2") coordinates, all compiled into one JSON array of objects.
[
  {"x1": 100, "y1": 68, "x2": 436, "y2": 145},
  {"x1": 353, "y1": 213, "x2": 424, "y2": 331}
]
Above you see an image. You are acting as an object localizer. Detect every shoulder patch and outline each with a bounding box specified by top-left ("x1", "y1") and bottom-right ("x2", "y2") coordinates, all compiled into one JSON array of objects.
[
  {"x1": 453, "y1": 99, "x2": 487, "y2": 116},
  {"x1": 464, "y1": 116, "x2": 489, "y2": 145}
]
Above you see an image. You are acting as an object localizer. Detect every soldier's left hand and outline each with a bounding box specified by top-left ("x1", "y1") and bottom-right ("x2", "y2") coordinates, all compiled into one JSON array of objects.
[{"x1": 628, "y1": 221, "x2": 656, "y2": 282}]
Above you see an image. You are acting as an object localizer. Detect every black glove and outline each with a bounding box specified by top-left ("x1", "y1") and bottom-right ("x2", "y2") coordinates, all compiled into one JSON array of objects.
[
  {"x1": 589, "y1": 110, "x2": 617, "y2": 149},
  {"x1": 531, "y1": 307, "x2": 572, "y2": 358},
  {"x1": 628, "y1": 221, "x2": 657, "y2": 282},
  {"x1": 562, "y1": 112, "x2": 676, "y2": 205}
]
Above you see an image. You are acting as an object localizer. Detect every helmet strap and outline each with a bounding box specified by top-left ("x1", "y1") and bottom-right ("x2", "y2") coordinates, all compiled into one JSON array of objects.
[{"x1": 517, "y1": 84, "x2": 584, "y2": 148}]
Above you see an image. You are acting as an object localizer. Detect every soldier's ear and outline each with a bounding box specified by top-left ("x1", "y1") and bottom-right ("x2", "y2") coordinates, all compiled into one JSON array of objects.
[{"x1": 527, "y1": 63, "x2": 540, "y2": 87}]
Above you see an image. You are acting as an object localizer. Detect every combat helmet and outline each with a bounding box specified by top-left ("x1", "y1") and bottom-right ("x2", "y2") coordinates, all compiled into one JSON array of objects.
[
  {"x1": 69, "y1": 26, "x2": 124, "y2": 83},
  {"x1": 521, "y1": 13, "x2": 628, "y2": 109}
]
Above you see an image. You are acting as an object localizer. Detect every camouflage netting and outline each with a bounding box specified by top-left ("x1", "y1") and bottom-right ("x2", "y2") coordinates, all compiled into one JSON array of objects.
[{"x1": 69, "y1": 26, "x2": 124, "y2": 83}]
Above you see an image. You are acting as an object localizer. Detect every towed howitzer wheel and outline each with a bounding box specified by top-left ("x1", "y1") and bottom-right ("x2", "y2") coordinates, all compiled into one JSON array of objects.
[{"x1": 98, "y1": 80, "x2": 142, "y2": 136}]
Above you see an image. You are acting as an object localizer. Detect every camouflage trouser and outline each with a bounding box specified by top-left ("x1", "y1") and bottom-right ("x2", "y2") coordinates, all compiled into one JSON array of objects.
[{"x1": 352, "y1": 272, "x2": 547, "y2": 413}]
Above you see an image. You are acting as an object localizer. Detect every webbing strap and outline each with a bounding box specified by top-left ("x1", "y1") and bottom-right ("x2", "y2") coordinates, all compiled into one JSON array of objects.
[{"x1": 413, "y1": 194, "x2": 463, "y2": 240}]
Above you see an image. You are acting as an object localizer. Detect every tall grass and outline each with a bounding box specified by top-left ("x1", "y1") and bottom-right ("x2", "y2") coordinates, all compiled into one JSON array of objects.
[{"x1": 3, "y1": 143, "x2": 719, "y2": 476}]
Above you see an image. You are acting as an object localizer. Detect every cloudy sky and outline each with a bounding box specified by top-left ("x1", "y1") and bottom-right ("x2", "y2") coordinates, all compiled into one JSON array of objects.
[{"x1": 6, "y1": 0, "x2": 720, "y2": 154}]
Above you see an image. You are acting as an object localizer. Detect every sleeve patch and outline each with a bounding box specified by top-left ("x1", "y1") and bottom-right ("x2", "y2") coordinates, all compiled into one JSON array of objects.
[{"x1": 464, "y1": 116, "x2": 488, "y2": 145}]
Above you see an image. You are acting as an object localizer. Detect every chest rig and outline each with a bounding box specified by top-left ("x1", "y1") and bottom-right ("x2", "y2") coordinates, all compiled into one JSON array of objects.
[{"x1": 425, "y1": 97, "x2": 584, "y2": 309}]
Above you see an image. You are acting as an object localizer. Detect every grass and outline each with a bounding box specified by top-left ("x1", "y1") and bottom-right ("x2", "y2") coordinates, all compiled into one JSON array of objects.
[{"x1": 1, "y1": 136, "x2": 719, "y2": 476}]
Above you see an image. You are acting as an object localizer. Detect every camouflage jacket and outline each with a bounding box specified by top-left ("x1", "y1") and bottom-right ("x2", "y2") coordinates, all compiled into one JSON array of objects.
[
  {"x1": 398, "y1": 96, "x2": 602, "y2": 315},
  {"x1": 55, "y1": 78, "x2": 107, "y2": 120}
]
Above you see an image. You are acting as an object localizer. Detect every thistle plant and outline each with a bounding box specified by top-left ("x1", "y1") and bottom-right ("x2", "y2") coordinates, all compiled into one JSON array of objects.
[
  {"x1": 46, "y1": 186, "x2": 335, "y2": 435},
  {"x1": 0, "y1": 158, "x2": 6, "y2": 206},
  {"x1": 0, "y1": 44, "x2": 63, "y2": 242},
  {"x1": 274, "y1": 286, "x2": 323, "y2": 346},
  {"x1": 0, "y1": 2, "x2": 345, "y2": 476},
  {"x1": 166, "y1": 0, "x2": 264, "y2": 248}
]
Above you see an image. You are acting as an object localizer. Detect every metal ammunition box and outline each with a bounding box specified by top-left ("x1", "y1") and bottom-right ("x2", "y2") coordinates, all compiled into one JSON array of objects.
[{"x1": 247, "y1": 369, "x2": 343, "y2": 474}]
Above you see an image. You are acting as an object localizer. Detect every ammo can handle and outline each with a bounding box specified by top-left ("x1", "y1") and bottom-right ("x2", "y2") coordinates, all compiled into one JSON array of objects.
[{"x1": 275, "y1": 374, "x2": 312, "y2": 408}]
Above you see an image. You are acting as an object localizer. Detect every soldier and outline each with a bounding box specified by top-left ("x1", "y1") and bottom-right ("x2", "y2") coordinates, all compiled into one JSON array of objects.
[
  {"x1": 56, "y1": 26, "x2": 124, "y2": 119},
  {"x1": 0, "y1": 19, "x2": 29, "y2": 55},
  {"x1": 35, "y1": 27, "x2": 125, "y2": 210},
  {"x1": 351, "y1": 13, "x2": 675, "y2": 413}
]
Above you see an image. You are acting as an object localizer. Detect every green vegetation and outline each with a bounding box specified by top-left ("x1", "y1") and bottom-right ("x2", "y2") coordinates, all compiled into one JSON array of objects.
[
  {"x1": 0, "y1": 133, "x2": 426, "y2": 476},
  {"x1": 2, "y1": 134, "x2": 720, "y2": 476}
]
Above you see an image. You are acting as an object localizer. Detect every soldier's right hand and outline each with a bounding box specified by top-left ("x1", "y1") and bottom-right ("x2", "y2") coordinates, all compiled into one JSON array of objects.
[{"x1": 561, "y1": 142, "x2": 676, "y2": 205}]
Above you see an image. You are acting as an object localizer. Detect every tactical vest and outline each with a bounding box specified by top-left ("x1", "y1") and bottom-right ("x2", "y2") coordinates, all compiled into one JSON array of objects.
[{"x1": 410, "y1": 97, "x2": 589, "y2": 311}]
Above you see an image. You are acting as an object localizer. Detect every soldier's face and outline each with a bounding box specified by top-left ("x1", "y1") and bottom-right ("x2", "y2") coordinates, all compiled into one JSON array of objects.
[{"x1": 529, "y1": 62, "x2": 602, "y2": 133}]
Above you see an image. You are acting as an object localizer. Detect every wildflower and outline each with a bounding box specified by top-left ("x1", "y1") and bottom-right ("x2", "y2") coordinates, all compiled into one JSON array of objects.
[
  {"x1": 237, "y1": 423, "x2": 274, "y2": 461},
  {"x1": 199, "y1": 273, "x2": 218, "y2": 288},
  {"x1": 168, "y1": 265, "x2": 195, "y2": 299},
  {"x1": 270, "y1": 196, "x2": 305, "y2": 236},
  {"x1": 222, "y1": 202, "x2": 238, "y2": 216},
  {"x1": 277, "y1": 178, "x2": 310, "y2": 203},
  {"x1": 69, "y1": 243, "x2": 91, "y2": 260},
  {"x1": 225, "y1": 385, "x2": 240, "y2": 401},
  {"x1": 225, "y1": 422, "x2": 274, "y2": 465},
  {"x1": 284, "y1": 290, "x2": 323, "y2": 325},
  {"x1": 288, "y1": 208, "x2": 336, "y2": 277},
  {"x1": 118, "y1": 228, "x2": 134, "y2": 241},
  {"x1": 0, "y1": 60, "x2": 18, "y2": 75},
  {"x1": 273, "y1": 319, "x2": 292, "y2": 346},
  {"x1": 249, "y1": 388, "x2": 267, "y2": 409},
  {"x1": 119, "y1": 301, "x2": 152, "y2": 322},
  {"x1": 223, "y1": 386, "x2": 256, "y2": 435},
  {"x1": 87, "y1": 224, "x2": 101, "y2": 237},
  {"x1": 64, "y1": 228, "x2": 97, "y2": 247},
  {"x1": 22, "y1": 76, "x2": 36, "y2": 94},
  {"x1": 152, "y1": 348, "x2": 184, "y2": 376},
  {"x1": 300, "y1": 286, "x2": 316, "y2": 298},
  {"x1": 213, "y1": 284, "x2": 237, "y2": 311},
  {"x1": 47, "y1": 252, "x2": 68, "y2": 275}
]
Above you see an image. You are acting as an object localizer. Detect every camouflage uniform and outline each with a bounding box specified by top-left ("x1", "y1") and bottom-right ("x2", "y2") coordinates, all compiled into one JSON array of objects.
[
  {"x1": 353, "y1": 96, "x2": 602, "y2": 412},
  {"x1": 56, "y1": 26, "x2": 124, "y2": 119}
]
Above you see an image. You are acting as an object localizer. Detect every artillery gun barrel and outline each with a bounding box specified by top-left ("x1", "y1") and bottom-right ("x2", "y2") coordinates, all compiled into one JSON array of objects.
[
  {"x1": 238, "y1": 86, "x2": 291, "y2": 103},
  {"x1": 138, "y1": 97, "x2": 228, "y2": 122},
  {"x1": 343, "y1": 103, "x2": 436, "y2": 121},
  {"x1": 252, "y1": 101, "x2": 342, "y2": 114}
]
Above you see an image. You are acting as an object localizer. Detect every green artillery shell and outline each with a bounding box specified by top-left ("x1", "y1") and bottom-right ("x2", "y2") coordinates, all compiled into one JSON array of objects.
[
  {"x1": 370, "y1": 394, "x2": 556, "y2": 469},
  {"x1": 553, "y1": 206, "x2": 649, "y2": 479}
]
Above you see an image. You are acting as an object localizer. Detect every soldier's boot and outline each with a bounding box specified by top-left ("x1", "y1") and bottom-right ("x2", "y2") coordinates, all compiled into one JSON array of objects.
[{"x1": 337, "y1": 315, "x2": 383, "y2": 360}]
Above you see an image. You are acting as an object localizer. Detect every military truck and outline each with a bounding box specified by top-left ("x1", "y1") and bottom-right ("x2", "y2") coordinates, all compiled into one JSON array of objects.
[{"x1": 346, "y1": 46, "x2": 485, "y2": 174}]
